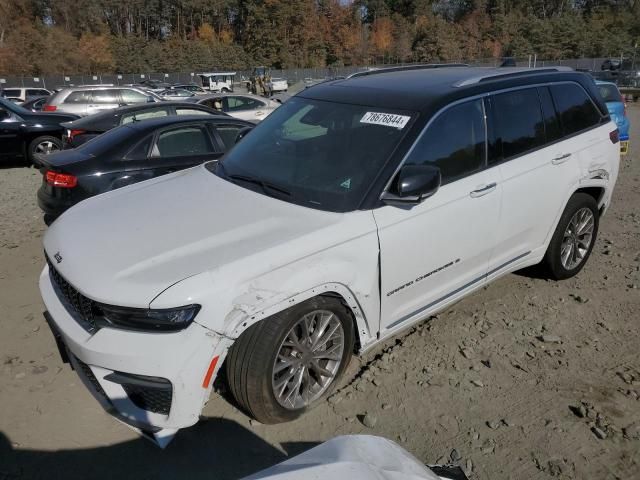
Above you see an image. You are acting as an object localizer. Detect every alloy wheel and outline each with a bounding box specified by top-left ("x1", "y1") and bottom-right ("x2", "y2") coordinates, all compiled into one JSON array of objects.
[
  {"x1": 271, "y1": 309, "x2": 345, "y2": 410},
  {"x1": 34, "y1": 140, "x2": 60, "y2": 155},
  {"x1": 560, "y1": 207, "x2": 595, "y2": 270}
]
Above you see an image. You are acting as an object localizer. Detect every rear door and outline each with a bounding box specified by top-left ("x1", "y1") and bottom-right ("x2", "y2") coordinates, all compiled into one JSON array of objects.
[
  {"x1": 223, "y1": 96, "x2": 268, "y2": 122},
  {"x1": 123, "y1": 124, "x2": 222, "y2": 182},
  {"x1": 486, "y1": 86, "x2": 579, "y2": 275},
  {"x1": 86, "y1": 89, "x2": 120, "y2": 115}
]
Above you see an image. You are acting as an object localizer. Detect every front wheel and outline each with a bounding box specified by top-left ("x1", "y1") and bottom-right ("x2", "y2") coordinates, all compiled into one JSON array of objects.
[
  {"x1": 226, "y1": 296, "x2": 354, "y2": 424},
  {"x1": 541, "y1": 193, "x2": 599, "y2": 280}
]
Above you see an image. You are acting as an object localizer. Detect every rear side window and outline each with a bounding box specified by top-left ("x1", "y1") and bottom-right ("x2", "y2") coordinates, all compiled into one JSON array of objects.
[
  {"x1": 64, "y1": 91, "x2": 92, "y2": 104},
  {"x1": 215, "y1": 125, "x2": 246, "y2": 150},
  {"x1": 538, "y1": 87, "x2": 562, "y2": 144},
  {"x1": 492, "y1": 88, "x2": 545, "y2": 160},
  {"x1": 152, "y1": 126, "x2": 214, "y2": 157},
  {"x1": 126, "y1": 135, "x2": 153, "y2": 159},
  {"x1": 224, "y1": 96, "x2": 264, "y2": 111},
  {"x1": 597, "y1": 83, "x2": 622, "y2": 103},
  {"x1": 121, "y1": 107, "x2": 168, "y2": 125},
  {"x1": 550, "y1": 84, "x2": 602, "y2": 136},
  {"x1": 175, "y1": 108, "x2": 211, "y2": 116},
  {"x1": 405, "y1": 99, "x2": 485, "y2": 184}
]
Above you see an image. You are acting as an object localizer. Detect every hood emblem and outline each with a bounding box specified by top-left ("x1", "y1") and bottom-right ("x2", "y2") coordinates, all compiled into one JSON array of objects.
[{"x1": 54, "y1": 252, "x2": 63, "y2": 264}]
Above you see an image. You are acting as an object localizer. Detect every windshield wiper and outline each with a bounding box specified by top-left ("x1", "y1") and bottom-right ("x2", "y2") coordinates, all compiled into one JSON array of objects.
[{"x1": 215, "y1": 161, "x2": 292, "y2": 198}]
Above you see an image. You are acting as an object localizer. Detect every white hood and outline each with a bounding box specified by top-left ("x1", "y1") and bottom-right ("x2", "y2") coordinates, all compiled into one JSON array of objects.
[{"x1": 43, "y1": 166, "x2": 346, "y2": 307}]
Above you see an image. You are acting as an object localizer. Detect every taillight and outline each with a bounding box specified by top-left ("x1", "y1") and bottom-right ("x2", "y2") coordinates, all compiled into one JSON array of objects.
[
  {"x1": 46, "y1": 171, "x2": 77, "y2": 188},
  {"x1": 609, "y1": 129, "x2": 619, "y2": 144},
  {"x1": 43, "y1": 104, "x2": 57, "y2": 112},
  {"x1": 66, "y1": 129, "x2": 85, "y2": 143}
]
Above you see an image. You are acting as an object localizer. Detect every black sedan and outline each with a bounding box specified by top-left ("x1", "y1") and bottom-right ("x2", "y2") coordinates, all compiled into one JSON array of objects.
[
  {"x1": 37, "y1": 115, "x2": 253, "y2": 222},
  {"x1": 0, "y1": 96, "x2": 79, "y2": 164},
  {"x1": 60, "y1": 102, "x2": 224, "y2": 148}
]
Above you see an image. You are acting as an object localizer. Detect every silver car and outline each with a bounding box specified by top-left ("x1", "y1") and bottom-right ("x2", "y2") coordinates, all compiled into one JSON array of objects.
[
  {"x1": 44, "y1": 86, "x2": 162, "y2": 116},
  {"x1": 185, "y1": 93, "x2": 280, "y2": 122}
]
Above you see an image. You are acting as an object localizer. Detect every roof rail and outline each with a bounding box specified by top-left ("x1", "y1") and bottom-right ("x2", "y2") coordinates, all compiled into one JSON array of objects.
[
  {"x1": 347, "y1": 63, "x2": 469, "y2": 79},
  {"x1": 453, "y1": 66, "x2": 573, "y2": 87}
]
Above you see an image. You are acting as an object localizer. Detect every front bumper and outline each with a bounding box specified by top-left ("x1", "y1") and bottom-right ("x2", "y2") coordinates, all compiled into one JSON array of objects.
[{"x1": 39, "y1": 265, "x2": 225, "y2": 446}]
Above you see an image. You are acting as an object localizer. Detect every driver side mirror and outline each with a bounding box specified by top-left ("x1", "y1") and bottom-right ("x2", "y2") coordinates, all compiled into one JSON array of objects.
[
  {"x1": 147, "y1": 96, "x2": 155, "y2": 103},
  {"x1": 381, "y1": 164, "x2": 441, "y2": 205},
  {"x1": 235, "y1": 126, "x2": 253, "y2": 144}
]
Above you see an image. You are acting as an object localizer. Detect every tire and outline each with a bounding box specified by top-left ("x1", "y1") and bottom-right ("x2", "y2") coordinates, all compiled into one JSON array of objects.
[
  {"x1": 541, "y1": 193, "x2": 599, "y2": 280},
  {"x1": 226, "y1": 296, "x2": 354, "y2": 424},
  {"x1": 28, "y1": 136, "x2": 62, "y2": 164}
]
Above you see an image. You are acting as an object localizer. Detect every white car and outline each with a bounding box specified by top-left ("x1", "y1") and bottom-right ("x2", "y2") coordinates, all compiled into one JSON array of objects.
[
  {"x1": 188, "y1": 93, "x2": 280, "y2": 122},
  {"x1": 267, "y1": 77, "x2": 288, "y2": 93},
  {"x1": 40, "y1": 67, "x2": 620, "y2": 446},
  {"x1": 1, "y1": 86, "x2": 51, "y2": 102}
]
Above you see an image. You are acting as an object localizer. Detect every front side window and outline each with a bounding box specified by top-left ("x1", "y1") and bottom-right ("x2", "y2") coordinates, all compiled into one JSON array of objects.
[
  {"x1": 224, "y1": 96, "x2": 264, "y2": 111},
  {"x1": 121, "y1": 107, "x2": 168, "y2": 125},
  {"x1": 120, "y1": 89, "x2": 150, "y2": 104},
  {"x1": 152, "y1": 126, "x2": 213, "y2": 157},
  {"x1": 550, "y1": 83, "x2": 602, "y2": 136},
  {"x1": 213, "y1": 96, "x2": 414, "y2": 212},
  {"x1": 405, "y1": 99, "x2": 485, "y2": 184},
  {"x1": 492, "y1": 88, "x2": 545, "y2": 160},
  {"x1": 92, "y1": 89, "x2": 119, "y2": 104}
]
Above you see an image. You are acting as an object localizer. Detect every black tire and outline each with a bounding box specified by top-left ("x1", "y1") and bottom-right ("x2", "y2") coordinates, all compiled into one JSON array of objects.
[
  {"x1": 28, "y1": 136, "x2": 62, "y2": 165},
  {"x1": 541, "y1": 193, "x2": 599, "y2": 280},
  {"x1": 226, "y1": 296, "x2": 354, "y2": 424}
]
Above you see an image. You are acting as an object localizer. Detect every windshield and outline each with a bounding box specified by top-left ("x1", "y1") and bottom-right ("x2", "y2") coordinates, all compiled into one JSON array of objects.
[
  {"x1": 597, "y1": 83, "x2": 622, "y2": 103},
  {"x1": 211, "y1": 96, "x2": 414, "y2": 212}
]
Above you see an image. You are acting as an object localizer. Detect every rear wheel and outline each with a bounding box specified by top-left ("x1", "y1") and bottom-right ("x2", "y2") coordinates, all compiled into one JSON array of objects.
[
  {"x1": 226, "y1": 296, "x2": 354, "y2": 424},
  {"x1": 28, "y1": 136, "x2": 62, "y2": 164},
  {"x1": 541, "y1": 193, "x2": 599, "y2": 280}
]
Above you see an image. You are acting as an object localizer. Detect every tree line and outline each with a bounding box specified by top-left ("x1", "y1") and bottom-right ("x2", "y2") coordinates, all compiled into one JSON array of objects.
[{"x1": 1, "y1": 0, "x2": 639, "y2": 75}]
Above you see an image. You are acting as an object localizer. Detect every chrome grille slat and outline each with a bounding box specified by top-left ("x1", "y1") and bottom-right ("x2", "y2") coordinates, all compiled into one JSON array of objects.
[{"x1": 46, "y1": 255, "x2": 99, "y2": 332}]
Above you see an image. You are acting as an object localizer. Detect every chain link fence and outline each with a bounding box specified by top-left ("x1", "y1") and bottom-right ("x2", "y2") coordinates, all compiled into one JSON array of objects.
[{"x1": 1, "y1": 56, "x2": 638, "y2": 92}]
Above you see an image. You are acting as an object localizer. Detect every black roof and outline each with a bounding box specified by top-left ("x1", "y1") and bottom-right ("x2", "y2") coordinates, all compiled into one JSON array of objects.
[
  {"x1": 121, "y1": 114, "x2": 253, "y2": 132},
  {"x1": 63, "y1": 102, "x2": 226, "y2": 130},
  {"x1": 299, "y1": 67, "x2": 605, "y2": 115}
]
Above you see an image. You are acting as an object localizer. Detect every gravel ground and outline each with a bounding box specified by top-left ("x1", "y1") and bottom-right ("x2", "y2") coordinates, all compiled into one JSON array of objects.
[{"x1": 1, "y1": 107, "x2": 639, "y2": 480}]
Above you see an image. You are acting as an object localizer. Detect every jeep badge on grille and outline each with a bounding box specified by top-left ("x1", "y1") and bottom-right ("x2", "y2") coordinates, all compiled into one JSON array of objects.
[{"x1": 54, "y1": 252, "x2": 63, "y2": 264}]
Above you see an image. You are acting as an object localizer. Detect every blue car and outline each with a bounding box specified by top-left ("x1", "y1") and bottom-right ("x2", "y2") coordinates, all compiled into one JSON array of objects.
[{"x1": 596, "y1": 81, "x2": 630, "y2": 154}]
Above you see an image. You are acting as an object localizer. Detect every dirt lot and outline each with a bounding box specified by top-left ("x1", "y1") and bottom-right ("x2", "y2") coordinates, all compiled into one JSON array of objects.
[{"x1": 1, "y1": 107, "x2": 639, "y2": 480}]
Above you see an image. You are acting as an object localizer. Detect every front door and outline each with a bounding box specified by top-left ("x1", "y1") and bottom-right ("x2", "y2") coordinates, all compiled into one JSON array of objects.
[
  {"x1": 0, "y1": 107, "x2": 22, "y2": 158},
  {"x1": 375, "y1": 99, "x2": 501, "y2": 333}
]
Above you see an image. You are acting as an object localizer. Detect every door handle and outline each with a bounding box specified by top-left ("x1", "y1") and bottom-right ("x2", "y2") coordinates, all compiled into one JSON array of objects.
[
  {"x1": 552, "y1": 153, "x2": 572, "y2": 165},
  {"x1": 470, "y1": 182, "x2": 497, "y2": 198},
  {"x1": 256, "y1": 111, "x2": 265, "y2": 116}
]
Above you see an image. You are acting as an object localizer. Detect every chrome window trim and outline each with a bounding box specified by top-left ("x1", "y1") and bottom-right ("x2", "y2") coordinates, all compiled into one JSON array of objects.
[{"x1": 379, "y1": 80, "x2": 609, "y2": 199}]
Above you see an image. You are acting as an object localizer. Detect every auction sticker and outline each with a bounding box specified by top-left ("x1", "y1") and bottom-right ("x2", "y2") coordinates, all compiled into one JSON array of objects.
[{"x1": 360, "y1": 112, "x2": 410, "y2": 129}]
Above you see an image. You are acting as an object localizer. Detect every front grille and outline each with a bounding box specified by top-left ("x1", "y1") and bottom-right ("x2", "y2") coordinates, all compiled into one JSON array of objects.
[
  {"x1": 47, "y1": 256, "x2": 99, "y2": 332},
  {"x1": 122, "y1": 383, "x2": 173, "y2": 415}
]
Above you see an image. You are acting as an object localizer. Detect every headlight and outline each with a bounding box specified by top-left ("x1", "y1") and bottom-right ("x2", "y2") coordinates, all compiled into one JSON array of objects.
[{"x1": 97, "y1": 304, "x2": 201, "y2": 332}]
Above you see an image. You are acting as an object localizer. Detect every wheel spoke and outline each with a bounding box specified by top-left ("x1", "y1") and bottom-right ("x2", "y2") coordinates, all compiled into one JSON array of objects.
[
  {"x1": 274, "y1": 357, "x2": 296, "y2": 374},
  {"x1": 274, "y1": 371, "x2": 296, "y2": 398},
  {"x1": 310, "y1": 359, "x2": 334, "y2": 379},
  {"x1": 313, "y1": 342, "x2": 343, "y2": 361}
]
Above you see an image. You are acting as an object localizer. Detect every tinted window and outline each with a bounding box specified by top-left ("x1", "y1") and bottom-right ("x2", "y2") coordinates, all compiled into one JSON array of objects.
[
  {"x1": 538, "y1": 87, "x2": 562, "y2": 143},
  {"x1": 120, "y1": 89, "x2": 150, "y2": 104},
  {"x1": 153, "y1": 126, "x2": 213, "y2": 157},
  {"x1": 175, "y1": 108, "x2": 211, "y2": 116},
  {"x1": 2, "y1": 89, "x2": 20, "y2": 97},
  {"x1": 121, "y1": 107, "x2": 168, "y2": 125},
  {"x1": 64, "y1": 91, "x2": 92, "y2": 103},
  {"x1": 224, "y1": 96, "x2": 264, "y2": 112},
  {"x1": 550, "y1": 84, "x2": 602, "y2": 136},
  {"x1": 405, "y1": 99, "x2": 485, "y2": 184},
  {"x1": 215, "y1": 125, "x2": 245, "y2": 150},
  {"x1": 92, "y1": 89, "x2": 119, "y2": 104},
  {"x1": 126, "y1": 135, "x2": 153, "y2": 159},
  {"x1": 596, "y1": 83, "x2": 622, "y2": 103},
  {"x1": 492, "y1": 88, "x2": 545, "y2": 160}
]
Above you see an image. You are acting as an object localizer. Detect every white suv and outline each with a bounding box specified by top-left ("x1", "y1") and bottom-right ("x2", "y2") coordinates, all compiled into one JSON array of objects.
[{"x1": 40, "y1": 67, "x2": 620, "y2": 446}]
